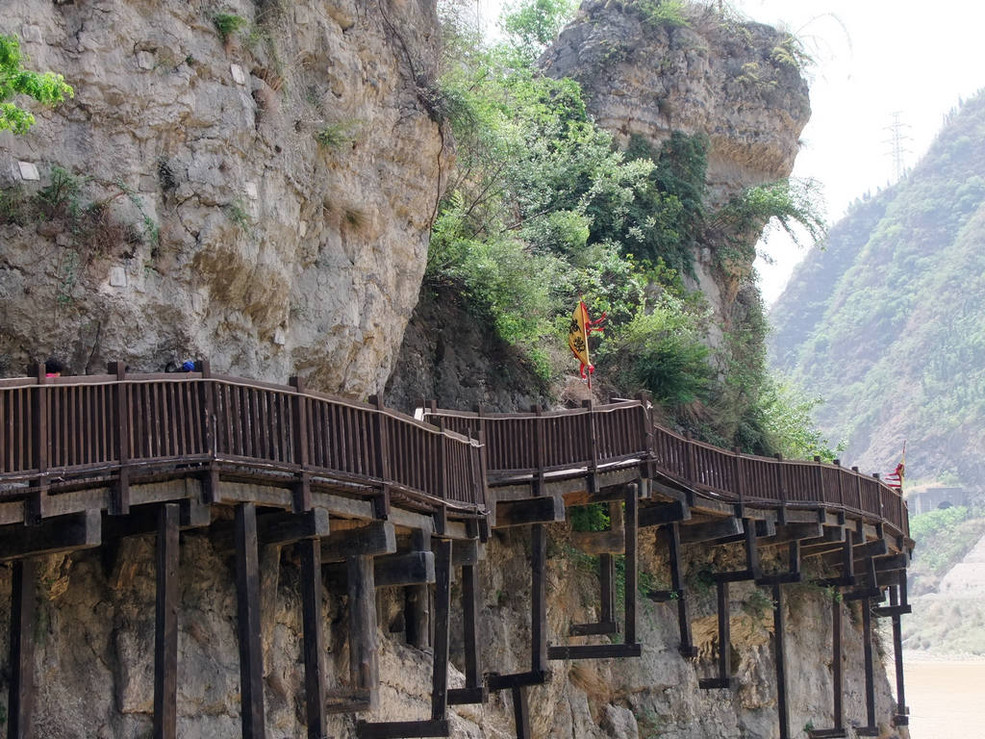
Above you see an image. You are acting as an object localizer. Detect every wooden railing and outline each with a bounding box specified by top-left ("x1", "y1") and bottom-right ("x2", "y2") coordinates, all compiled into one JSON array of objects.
[
  {"x1": 0, "y1": 367, "x2": 485, "y2": 513},
  {"x1": 423, "y1": 400, "x2": 910, "y2": 540},
  {"x1": 0, "y1": 369, "x2": 909, "y2": 540}
]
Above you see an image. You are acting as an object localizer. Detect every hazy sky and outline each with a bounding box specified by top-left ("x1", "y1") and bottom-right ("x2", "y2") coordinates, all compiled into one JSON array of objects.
[{"x1": 474, "y1": 0, "x2": 985, "y2": 302}]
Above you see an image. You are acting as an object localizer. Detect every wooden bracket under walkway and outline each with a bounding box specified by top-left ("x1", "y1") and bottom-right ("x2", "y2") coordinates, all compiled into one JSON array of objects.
[
  {"x1": 356, "y1": 540, "x2": 453, "y2": 739},
  {"x1": 647, "y1": 521, "x2": 698, "y2": 658},
  {"x1": 555, "y1": 483, "x2": 641, "y2": 660},
  {"x1": 699, "y1": 519, "x2": 763, "y2": 690}
]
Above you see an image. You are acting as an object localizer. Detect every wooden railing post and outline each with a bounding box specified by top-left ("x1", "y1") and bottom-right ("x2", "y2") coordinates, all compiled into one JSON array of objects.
[
  {"x1": 813, "y1": 456, "x2": 825, "y2": 506},
  {"x1": 437, "y1": 418, "x2": 449, "y2": 502},
  {"x1": 199, "y1": 361, "x2": 219, "y2": 503},
  {"x1": 532, "y1": 405, "x2": 545, "y2": 496},
  {"x1": 368, "y1": 394, "x2": 390, "y2": 519},
  {"x1": 873, "y1": 473, "x2": 885, "y2": 519},
  {"x1": 733, "y1": 448, "x2": 745, "y2": 516},
  {"x1": 684, "y1": 432, "x2": 697, "y2": 484},
  {"x1": 582, "y1": 399, "x2": 598, "y2": 493},
  {"x1": 833, "y1": 459, "x2": 845, "y2": 508},
  {"x1": 637, "y1": 391, "x2": 655, "y2": 478},
  {"x1": 775, "y1": 454, "x2": 787, "y2": 522},
  {"x1": 291, "y1": 377, "x2": 311, "y2": 513},
  {"x1": 27, "y1": 363, "x2": 49, "y2": 525},
  {"x1": 852, "y1": 466, "x2": 863, "y2": 513},
  {"x1": 108, "y1": 361, "x2": 130, "y2": 516}
]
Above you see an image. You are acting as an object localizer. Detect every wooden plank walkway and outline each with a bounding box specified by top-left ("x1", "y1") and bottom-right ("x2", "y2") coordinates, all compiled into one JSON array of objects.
[{"x1": 0, "y1": 367, "x2": 914, "y2": 738}]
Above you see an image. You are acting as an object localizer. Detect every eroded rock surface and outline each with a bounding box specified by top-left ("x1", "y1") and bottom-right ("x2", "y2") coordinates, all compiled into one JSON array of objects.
[{"x1": 0, "y1": 0, "x2": 449, "y2": 396}]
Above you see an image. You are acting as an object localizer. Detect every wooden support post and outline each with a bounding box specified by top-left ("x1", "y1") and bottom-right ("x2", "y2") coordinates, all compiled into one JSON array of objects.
[
  {"x1": 669, "y1": 522, "x2": 696, "y2": 658},
  {"x1": 582, "y1": 399, "x2": 598, "y2": 494},
  {"x1": 348, "y1": 555, "x2": 380, "y2": 709},
  {"x1": 110, "y1": 361, "x2": 131, "y2": 516},
  {"x1": 291, "y1": 376, "x2": 311, "y2": 513},
  {"x1": 624, "y1": 483, "x2": 638, "y2": 646},
  {"x1": 200, "y1": 361, "x2": 220, "y2": 503},
  {"x1": 600, "y1": 553, "x2": 615, "y2": 626},
  {"x1": 511, "y1": 685, "x2": 531, "y2": 739},
  {"x1": 708, "y1": 581, "x2": 731, "y2": 688},
  {"x1": 453, "y1": 561, "x2": 484, "y2": 701},
  {"x1": 299, "y1": 538, "x2": 327, "y2": 739},
  {"x1": 405, "y1": 528, "x2": 431, "y2": 650},
  {"x1": 7, "y1": 558, "x2": 37, "y2": 739},
  {"x1": 773, "y1": 582, "x2": 789, "y2": 739},
  {"x1": 431, "y1": 540, "x2": 452, "y2": 721},
  {"x1": 889, "y1": 585, "x2": 908, "y2": 725},
  {"x1": 234, "y1": 503, "x2": 266, "y2": 738},
  {"x1": 860, "y1": 597, "x2": 877, "y2": 734},
  {"x1": 154, "y1": 504, "x2": 180, "y2": 739},
  {"x1": 531, "y1": 523, "x2": 547, "y2": 673},
  {"x1": 833, "y1": 594, "x2": 844, "y2": 732}
]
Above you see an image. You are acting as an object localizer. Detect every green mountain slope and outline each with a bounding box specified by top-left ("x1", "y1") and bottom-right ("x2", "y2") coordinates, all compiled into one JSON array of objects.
[{"x1": 770, "y1": 89, "x2": 985, "y2": 486}]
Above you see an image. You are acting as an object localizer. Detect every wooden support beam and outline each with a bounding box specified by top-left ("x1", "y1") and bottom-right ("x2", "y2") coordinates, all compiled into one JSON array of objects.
[
  {"x1": 531, "y1": 524, "x2": 548, "y2": 673},
  {"x1": 624, "y1": 483, "x2": 638, "y2": 646},
  {"x1": 7, "y1": 558, "x2": 37, "y2": 739},
  {"x1": 601, "y1": 553, "x2": 616, "y2": 627},
  {"x1": 495, "y1": 496, "x2": 565, "y2": 528},
  {"x1": 512, "y1": 685, "x2": 531, "y2": 739},
  {"x1": 327, "y1": 551, "x2": 438, "y2": 590},
  {"x1": 258, "y1": 508, "x2": 329, "y2": 545},
  {"x1": 833, "y1": 596, "x2": 844, "y2": 732},
  {"x1": 451, "y1": 538, "x2": 482, "y2": 567},
  {"x1": 356, "y1": 720, "x2": 449, "y2": 739},
  {"x1": 299, "y1": 538, "x2": 327, "y2": 739},
  {"x1": 873, "y1": 553, "x2": 908, "y2": 572},
  {"x1": 571, "y1": 529, "x2": 624, "y2": 555},
  {"x1": 568, "y1": 622, "x2": 619, "y2": 636},
  {"x1": 773, "y1": 582, "x2": 790, "y2": 739},
  {"x1": 547, "y1": 643, "x2": 642, "y2": 660},
  {"x1": 322, "y1": 521, "x2": 396, "y2": 560},
  {"x1": 888, "y1": 585, "x2": 909, "y2": 725},
  {"x1": 234, "y1": 503, "x2": 266, "y2": 738},
  {"x1": 801, "y1": 526, "x2": 846, "y2": 547},
  {"x1": 679, "y1": 517, "x2": 743, "y2": 544},
  {"x1": 763, "y1": 523, "x2": 823, "y2": 546},
  {"x1": 668, "y1": 522, "x2": 697, "y2": 658},
  {"x1": 102, "y1": 500, "x2": 211, "y2": 542},
  {"x1": 715, "y1": 518, "x2": 775, "y2": 546},
  {"x1": 431, "y1": 540, "x2": 452, "y2": 721},
  {"x1": 485, "y1": 670, "x2": 550, "y2": 691},
  {"x1": 852, "y1": 539, "x2": 889, "y2": 559},
  {"x1": 154, "y1": 504, "x2": 180, "y2": 739},
  {"x1": 449, "y1": 561, "x2": 485, "y2": 704},
  {"x1": 638, "y1": 500, "x2": 690, "y2": 528},
  {"x1": 0, "y1": 509, "x2": 101, "y2": 561},
  {"x1": 348, "y1": 555, "x2": 380, "y2": 710},
  {"x1": 860, "y1": 596, "x2": 877, "y2": 735}
]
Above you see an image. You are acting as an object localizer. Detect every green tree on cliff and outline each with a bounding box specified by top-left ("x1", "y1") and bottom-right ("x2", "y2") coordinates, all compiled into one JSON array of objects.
[{"x1": 0, "y1": 34, "x2": 73, "y2": 133}]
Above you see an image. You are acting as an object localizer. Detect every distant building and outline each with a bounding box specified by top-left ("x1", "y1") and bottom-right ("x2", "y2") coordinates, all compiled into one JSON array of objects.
[{"x1": 907, "y1": 486, "x2": 970, "y2": 515}]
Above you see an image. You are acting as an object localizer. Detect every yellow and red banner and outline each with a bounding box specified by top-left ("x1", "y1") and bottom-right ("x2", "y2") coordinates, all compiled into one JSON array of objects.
[{"x1": 567, "y1": 300, "x2": 605, "y2": 388}]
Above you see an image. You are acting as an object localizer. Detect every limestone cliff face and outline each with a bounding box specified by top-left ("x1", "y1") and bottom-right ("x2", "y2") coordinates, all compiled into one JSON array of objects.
[
  {"x1": 0, "y1": 526, "x2": 902, "y2": 738},
  {"x1": 0, "y1": 0, "x2": 449, "y2": 396}
]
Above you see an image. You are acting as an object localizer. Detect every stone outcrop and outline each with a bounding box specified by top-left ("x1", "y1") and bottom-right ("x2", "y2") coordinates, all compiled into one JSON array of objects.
[
  {"x1": 541, "y1": 1, "x2": 810, "y2": 208},
  {"x1": 0, "y1": 0, "x2": 449, "y2": 396}
]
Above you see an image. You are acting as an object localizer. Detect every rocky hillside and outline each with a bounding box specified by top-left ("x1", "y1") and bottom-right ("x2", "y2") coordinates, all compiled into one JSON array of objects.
[
  {"x1": 0, "y1": 0, "x2": 448, "y2": 397},
  {"x1": 770, "y1": 88, "x2": 985, "y2": 485}
]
